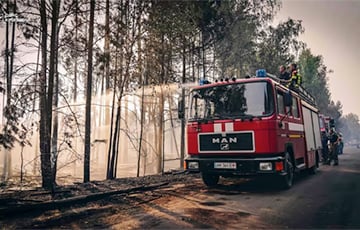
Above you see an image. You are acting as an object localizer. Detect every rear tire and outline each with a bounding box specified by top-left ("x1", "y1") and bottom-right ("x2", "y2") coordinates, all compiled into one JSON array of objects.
[
  {"x1": 202, "y1": 173, "x2": 219, "y2": 187},
  {"x1": 279, "y1": 152, "x2": 294, "y2": 189}
]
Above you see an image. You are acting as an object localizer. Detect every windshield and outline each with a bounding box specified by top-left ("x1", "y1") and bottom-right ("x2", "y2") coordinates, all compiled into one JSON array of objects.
[{"x1": 189, "y1": 81, "x2": 274, "y2": 120}]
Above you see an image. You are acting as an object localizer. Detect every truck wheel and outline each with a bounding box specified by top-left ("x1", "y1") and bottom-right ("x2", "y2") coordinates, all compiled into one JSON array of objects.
[
  {"x1": 279, "y1": 152, "x2": 294, "y2": 189},
  {"x1": 202, "y1": 173, "x2": 219, "y2": 187}
]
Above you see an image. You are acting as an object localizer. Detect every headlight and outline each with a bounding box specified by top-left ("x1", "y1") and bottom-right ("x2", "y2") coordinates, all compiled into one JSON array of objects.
[
  {"x1": 188, "y1": 161, "x2": 199, "y2": 169},
  {"x1": 259, "y1": 162, "x2": 273, "y2": 171}
]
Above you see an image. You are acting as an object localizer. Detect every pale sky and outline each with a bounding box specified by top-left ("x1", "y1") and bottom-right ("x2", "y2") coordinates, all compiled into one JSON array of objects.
[{"x1": 275, "y1": 0, "x2": 360, "y2": 117}]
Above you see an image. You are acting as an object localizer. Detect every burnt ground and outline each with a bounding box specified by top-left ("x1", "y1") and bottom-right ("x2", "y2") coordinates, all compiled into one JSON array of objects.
[
  {"x1": 2, "y1": 148, "x2": 360, "y2": 229},
  {"x1": 0, "y1": 172, "x2": 271, "y2": 229}
]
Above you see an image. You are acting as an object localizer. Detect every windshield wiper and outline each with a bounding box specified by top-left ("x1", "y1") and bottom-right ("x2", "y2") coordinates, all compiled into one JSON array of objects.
[
  {"x1": 241, "y1": 114, "x2": 254, "y2": 120},
  {"x1": 240, "y1": 114, "x2": 264, "y2": 121},
  {"x1": 190, "y1": 117, "x2": 212, "y2": 124}
]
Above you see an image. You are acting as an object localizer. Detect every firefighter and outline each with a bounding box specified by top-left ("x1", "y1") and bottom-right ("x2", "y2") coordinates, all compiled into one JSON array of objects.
[
  {"x1": 338, "y1": 133, "x2": 344, "y2": 155},
  {"x1": 279, "y1": 65, "x2": 290, "y2": 80},
  {"x1": 328, "y1": 128, "x2": 339, "y2": 166},
  {"x1": 321, "y1": 131, "x2": 329, "y2": 164},
  {"x1": 288, "y1": 63, "x2": 302, "y2": 89}
]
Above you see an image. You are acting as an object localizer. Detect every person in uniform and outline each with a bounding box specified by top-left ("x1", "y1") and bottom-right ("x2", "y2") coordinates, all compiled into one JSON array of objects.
[
  {"x1": 328, "y1": 128, "x2": 339, "y2": 166},
  {"x1": 279, "y1": 65, "x2": 290, "y2": 80},
  {"x1": 288, "y1": 63, "x2": 302, "y2": 89}
]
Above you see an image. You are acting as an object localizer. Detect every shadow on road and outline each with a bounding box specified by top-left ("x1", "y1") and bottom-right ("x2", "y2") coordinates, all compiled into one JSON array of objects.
[{"x1": 205, "y1": 170, "x2": 321, "y2": 195}]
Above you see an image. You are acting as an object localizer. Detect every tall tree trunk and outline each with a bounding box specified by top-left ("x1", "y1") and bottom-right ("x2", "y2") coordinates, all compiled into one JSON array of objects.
[
  {"x1": 156, "y1": 32, "x2": 166, "y2": 173},
  {"x1": 51, "y1": 27, "x2": 60, "y2": 184},
  {"x1": 73, "y1": 0, "x2": 79, "y2": 102},
  {"x1": 180, "y1": 40, "x2": 186, "y2": 168},
  {"x1": 202, "y1": 31, "x2": 206, "y2": 80},
  {"x1": 157, "y1": 90, "x2": 164, "y2": 174},
  {"x1": 32, "y1": 25, "x2": 42, "y2": 178},
  {"x1": 137, "y1": 80, "x2": 145, "y2": 177},
  {"x1": 47, "y1": 0, "x2": 60, "y2": 188},
  {"x1": 39, "y1": 0, "x2": 52, "y2": 189},
  {"x1": 84, "y1": 0, "x2": 95, "y2": 183},
  {"x1": 9, "y1": 0, "x2": 16, "y2": 88},
  {"x1": 191, "y1": 42, "x2": 195, "y2": 82},
  {"x1": 109, "y1": 103, "x2": 121, "y2": 179},
  {"x1": 104, "y1": 0, "x2": 110, "y2": 91},
  {"x1": 103, "y1": 0, "x2": 111, "y2": 126},
  {"x1": 106, "y1": 47, "x2": 118, "y2": 179},
  {"x1": 2, "y1": 0, "x2": 11, "y2": 183}
]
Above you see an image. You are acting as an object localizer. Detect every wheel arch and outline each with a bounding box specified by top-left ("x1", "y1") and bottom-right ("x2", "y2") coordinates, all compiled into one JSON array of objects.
[{"x1": 284, "y1": 143, "x2": 295, "y2": 166}]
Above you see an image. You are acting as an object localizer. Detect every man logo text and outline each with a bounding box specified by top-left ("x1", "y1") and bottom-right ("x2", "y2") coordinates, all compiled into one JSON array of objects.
[{"x1": 212, "y1": 137, "x2": 237, "y2": 144}]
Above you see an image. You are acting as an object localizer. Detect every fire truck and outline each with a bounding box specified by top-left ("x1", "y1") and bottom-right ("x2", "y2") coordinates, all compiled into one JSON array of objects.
[{"x1": 182, "y1": 70, "x2": 322, "y2": 189}]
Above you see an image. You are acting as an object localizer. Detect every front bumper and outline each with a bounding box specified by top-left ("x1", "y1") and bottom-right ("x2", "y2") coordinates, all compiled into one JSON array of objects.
[{"x1": 185, "y1": 156, "x2": 286, "y2": 176}]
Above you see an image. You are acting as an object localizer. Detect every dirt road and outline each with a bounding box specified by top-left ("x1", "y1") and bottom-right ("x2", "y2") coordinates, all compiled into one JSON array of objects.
[{"x1": 1, "y1": 147, "x2": 360, "y2": 229}]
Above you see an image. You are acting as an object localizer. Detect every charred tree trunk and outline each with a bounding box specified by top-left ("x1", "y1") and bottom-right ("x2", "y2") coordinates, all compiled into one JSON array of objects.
[
  {"x1": 39, "y1": 0, "x2": 52, "y2": 189},
  {"x1": 103, "y1": 0, "x2": 111, "y2": 126},
  {"x1": 51, "y1": 42, "x2": 59, "y2": 184},
  {"x1": 47, "y1": 0, "x2": 60, "y2": 188},
  {"x1": 157, "y1": 89, "x2": 164, "y2": 174},
  {"x1": 106, "y1": 48, "x2": 118, "y2": 180},
  {"x1": 84, "y1": 0, "x2": 96, "y2": 183},
  {"x1": 180, "y1": 40, "x2": 186, "y2": 168},
  {"x1": 73, "y1": 0, "x2": 79, "y2": 102},
  {"x1": 109, "y1": 103, "x2": 121, "y2": 179},
  {"x1": 137, "y1": 80, "x2": 145, "y2": 177},
  {"x1": 104, "y1": 0, "x2": 110, "y2": 92},
  {"x1": 2, "y1": 0, "x2": 10, "y2": 183},
  {"x1": 202, "y1": 32, "x2": 206, "y2": 80}
]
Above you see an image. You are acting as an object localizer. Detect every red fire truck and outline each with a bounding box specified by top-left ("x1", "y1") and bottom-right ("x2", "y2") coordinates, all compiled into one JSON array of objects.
[{"x1": 183, "y1": 70, "x2": 322, "y2": 189}]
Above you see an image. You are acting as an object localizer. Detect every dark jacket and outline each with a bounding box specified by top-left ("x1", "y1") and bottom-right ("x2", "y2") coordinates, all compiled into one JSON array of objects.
[
  {"x1": 329, "y1": 132, "x2": 339, "y2": 144},
  {"x1": 279, "y1": 71, "x2": 290, "y2": 80}
]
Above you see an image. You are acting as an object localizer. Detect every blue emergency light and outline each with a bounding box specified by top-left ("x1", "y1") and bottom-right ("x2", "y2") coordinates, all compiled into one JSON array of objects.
[
  {"x1": 199, "y1": 79, "x2": 210, "y2": 85},
  {"x1": 256, "y1": 69, "x2": 267, "y2": 78}
]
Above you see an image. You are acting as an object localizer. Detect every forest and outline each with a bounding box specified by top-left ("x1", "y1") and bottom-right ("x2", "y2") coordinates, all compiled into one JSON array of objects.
[{"x1": 0, "y1": 0, "x2": 358, "y2": 190}]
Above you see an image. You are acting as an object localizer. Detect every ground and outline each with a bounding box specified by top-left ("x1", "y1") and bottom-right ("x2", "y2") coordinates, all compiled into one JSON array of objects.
[{"x1": 0, "y1": 172, "x2": 271, "y2": 229}]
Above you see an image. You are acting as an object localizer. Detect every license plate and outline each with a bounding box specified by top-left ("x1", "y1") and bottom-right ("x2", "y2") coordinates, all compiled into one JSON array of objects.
[{"x1": 214, "y1": 162, "x2": 237, "y2": 169}]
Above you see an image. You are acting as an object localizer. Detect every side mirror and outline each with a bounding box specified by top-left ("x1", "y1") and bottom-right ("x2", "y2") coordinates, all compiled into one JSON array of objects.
[
  {"x1": 284, "y1": 91, "x2": 293, "y2": 107},
  {"x1": 178, "y1": 99, "x2": 184, "y2": 119}
]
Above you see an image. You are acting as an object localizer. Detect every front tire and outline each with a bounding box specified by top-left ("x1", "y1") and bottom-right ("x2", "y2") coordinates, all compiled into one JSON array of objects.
[
  {"x1": 279, "y1": 152, "x2": 294, "y2": 189},
  {"x1": 202, "y1": 173, "x2": 219, "y2": 187}
]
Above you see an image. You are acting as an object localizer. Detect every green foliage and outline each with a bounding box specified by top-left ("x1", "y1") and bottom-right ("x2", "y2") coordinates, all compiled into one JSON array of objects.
[
  {"x1": 214, "y1": 0, "x2": 281, "y2": 77},
  {"x1": 255, "y1": 18, "x2": 304, "y2": 74},
  {"x1": 0, "y1": 81, "x2": 35, "y2": 149}
]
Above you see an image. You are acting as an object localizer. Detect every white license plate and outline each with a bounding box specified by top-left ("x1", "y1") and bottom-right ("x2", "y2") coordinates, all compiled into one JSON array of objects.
[{"x1": 214, "y1": 162, "x2": 237, "y2": 169}]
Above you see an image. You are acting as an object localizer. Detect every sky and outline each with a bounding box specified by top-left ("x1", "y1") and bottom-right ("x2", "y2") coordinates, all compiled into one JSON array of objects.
[{"x1": 274, "y1": 0, "x2": 360, "y2": 117}]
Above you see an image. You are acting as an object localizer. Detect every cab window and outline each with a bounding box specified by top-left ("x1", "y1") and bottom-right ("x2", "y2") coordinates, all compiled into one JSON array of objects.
[
  {"x1": 292, "y1": 97, "x2": 299, "y2": 118},
  {"x1": 277, "y1": 91, "x2": 285, "y2": 115}
]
